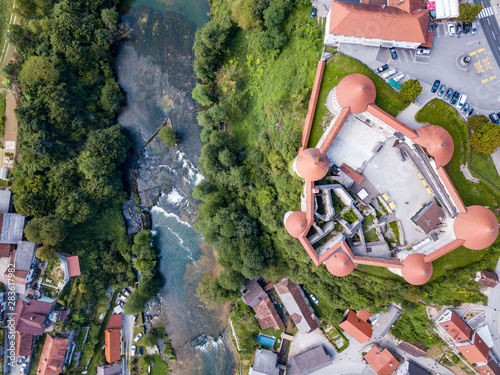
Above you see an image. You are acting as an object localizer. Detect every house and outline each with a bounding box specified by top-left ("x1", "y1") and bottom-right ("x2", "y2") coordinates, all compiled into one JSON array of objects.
[
  {"x1": 253, "y1": 296, "x2": 284, "y2": 331},
  {"x1": 0, "y1": 243, "x2": 14, "y2": 257},
  {"x1": 364, "y1": 346, "x2": 400, "y2": 375},
  {"x1": 97, "y1": 362, "x2": 122, "y2": 375},
  {"x1": 0, "y1": 212, "x2": 25, "y2": 244},
  {"x1": 413, "y1": 201, "x2": 445, "y2": 234},
  {"x1": 57, "y1": 254, "x2": 81, "y2": 282},
  {"x1": 15, "y1": 331, "x2": 34, "y2": 356},
  {"x1": 36, "y1": 335, "x2": 69, "y2": 375},
  {"x1": 5, "y1": 241, "x2": 37, "y2": 294},
  {"x1": 396, "y1": 360, "x2": 431, "y2": 375},
  {"x1": 475, "y1": 356, "x2": 500, "y2": 375},
  {"x1": 242, "y1": 277, "x2": 268, "y2": 308},
  {"x1": 476, "y1": 271, "x2": 499, "y2": 288},
  {"x1": 249, "y1": 349, "x2": 279, "y2": 375},
  {"x1": 324, "y1": 0, "x2": 431, "y2": 49},
  {"x1": 339, "y1": 310, "x2": 373, "y2": 343},
  {"x1": 105, "y1": 314, "x2": 122, "y2": 363},
  {"x1": 437, "y1": 310, "x2": 472, "y2": 343},
  {"x1": 274, "y1": 278, "x2": 319, "y2": 333},
  {"x1": 14, "y1": 297, "x2": 55, "y2": 336},
  {"x1": 0, "y1": 190, "x2": 11, "y2": 213},
  {"x1": 287, "y1": 346, "x2": 333, "y2": 375},
  {"x1": 457, "y1": 332, "x2": 490, "y2": 364}
]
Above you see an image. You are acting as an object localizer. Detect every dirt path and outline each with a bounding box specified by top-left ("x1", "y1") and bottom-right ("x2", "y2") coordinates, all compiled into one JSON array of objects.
[{"x1": 3, "y1": 92, "x2": 17, "y2": 167}]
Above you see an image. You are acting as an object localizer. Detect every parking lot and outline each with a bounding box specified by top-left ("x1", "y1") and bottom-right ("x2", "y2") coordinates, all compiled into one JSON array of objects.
[{"x1": 338, "y1": 20, "x2": 500, "y2": 112}]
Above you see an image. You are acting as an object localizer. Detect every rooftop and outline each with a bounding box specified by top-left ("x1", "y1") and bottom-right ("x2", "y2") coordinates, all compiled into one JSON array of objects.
[
  {"x1": 0, "y1": 213, "x2": 25, "y2": 244},
  {"x1": 250, "y1": 349, "x2": 279, "y2": 375},
  {"x1": 339, "y1": 309, "x2": 373, "y2": 343},
  {"x1": 36, "y1": 335, "x2": 68, "y2": 375},
  {"x1": 287, "y1": 346, "x2": 332, "y2": 375},
  {"x1": 242, "y1": 277, "x2": 268, "y2": 308},
  {"x1": 364, "y1": 346, "x2": 400, "y2": 375}
]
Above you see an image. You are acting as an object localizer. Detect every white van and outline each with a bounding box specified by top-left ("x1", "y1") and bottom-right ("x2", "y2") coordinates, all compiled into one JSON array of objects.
[
  {"x1": 457, "y1": 94, "x2": 467, "y2": 109},
  {"x1": 416, "y1": 48, "x2": 431, "y2": 56},
  {"x1": 382, "y1": 69, "x2": 397, "y2": 78},
  {"x1": 393, "y1": 73, "x2": 405, "y2": 82}
]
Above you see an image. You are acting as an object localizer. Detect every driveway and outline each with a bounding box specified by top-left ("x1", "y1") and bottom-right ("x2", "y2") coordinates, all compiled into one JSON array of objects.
[
  {"x1": 485, "y1": 258, "x2": 500, "y2": 362},
  {"x1": 122, "y1": 314, "x2": 133, "y2": 375}
]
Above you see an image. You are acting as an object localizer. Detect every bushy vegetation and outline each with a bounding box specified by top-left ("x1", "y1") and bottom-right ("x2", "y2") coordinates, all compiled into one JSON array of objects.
[
  {"x1": 159, "y1": 126, "x2": 180, "y2": 147},
  {"x1": 459, "y1": 3, "x2": 483, "y2": 23},
  {"x1": 0, "y1": 91, "x2": 5, "y2": 137},
  {"x1": 399, "y1": 79, "x2": 422, "y2": 102},
  {"x1": 468, "y1": 114, "x2": 500, "y2": 154}
]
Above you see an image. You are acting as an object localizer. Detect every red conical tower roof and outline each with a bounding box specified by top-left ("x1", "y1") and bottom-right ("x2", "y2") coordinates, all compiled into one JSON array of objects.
[
  {"x1": 401, "y1": 253, "x2": 433, "y2": 285},
  {"x1": 284, "y1": 211, "x2": 308, "y2": 238},
  {"x1": 454, "y1": 206, "x2": 499, "y2": 250},
  {"x1": 325, "y1": 251, "x2": 355, "y2": 277},
  {"x1": 296, "y1": 148, "x2": 329, "y2": 181},
  {"x1": 336, "y1": 74, "x2": 376, "y2": 113},
  {"x1": 414, "y1": 125, "x2": 454, "y2": 166}
]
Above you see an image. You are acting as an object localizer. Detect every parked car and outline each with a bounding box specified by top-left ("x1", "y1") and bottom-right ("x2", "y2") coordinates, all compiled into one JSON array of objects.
[
  {"x1": 456, "y1": 22, "x2": 463, "y2": 35},
  {"x1": 118, "y1": 300, "x2": 124, "y2": 308},
  {"x1": 132, "y1": 314, "x2": 138, "y2": 323},
  {"x1": 311, "y1": 7, "x2": 317, "y2": 18},
  {"x1": 123, "y1": 288, "x2": 131, "y2": 296},
  {"x1": 467, "y1": 107, "x2": 474, "y2": 118},
  {"x1": 431, "y1": 79, "x2": 441, "y2": 93},
  {"x1": 450, "y1": 91, "x2": 460, "y2": 105},
  {"x1": 138, "y1": 346, "x2": 144, "y2": 357},
  {"x1": 389, "y1": 47, "x2": 398, "y2": 60},
  {"x1": 471, "y1": 21, "x2": 478, "y2": 35},
  {"x1": 464, "y1": 22, "x2": 471, "y2": 34},
  {"x1": 393, "y1": 72, "x2": 405, "y2": 82},
  {"x1": 382, "y1": 68, "x2": 397, "y2": 78},
  {"x1": 448, "y1": 23, "x2": 455, "y2": 36},
  {"x1": 309, "y1": 294, "x2": 319, "y2": 305},
  {"x1": 20, "y1": 363, "x2": 28, "y2": 373},
  {"x1": 437, "y1": 84, "x2": 446, "y2": 97},
  {"x1": 461, "y1": 103, "x2": 470, "y2": 114},
  {"x1": 456, "y1": 94, "x2": 467, "y2": 109},
  {"x1": 131, "y1": 345, "x2": 137, "y2": 356},
  {"x1": 376, "y1": 64, "x2": 389, "y2": 73},
  {"x1": 134, "y1": 333, "x2": 143, "y2": 342},
  {"x1": 444, "y1": 88, "x2": 454, "y2": 101},
  {"x1": 490, "y1": 112, "x2": 500, "y2": 124},
  {"x1": 416, "y1": 48, "x2": 431, "y2": 56}
]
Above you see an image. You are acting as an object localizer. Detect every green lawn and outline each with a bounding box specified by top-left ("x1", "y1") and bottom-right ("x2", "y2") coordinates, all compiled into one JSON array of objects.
[
  {"x1": 308, "y1": 53, "x2": 409, "y2": 147},
  {"x1": 431, "y1": 246, "x2": 490, "y2": 280},
  {"x1": 470, "y1": 150, "x2": 500, "y2": 189},
  {"x1": 415, "y1": 99, "x2": 500, "y2": 208},
  {"x1": 150, "y1": 354, "x2": 170, "y2": 375},
  {"x1": 0, "y1": 0, "x2": 14, "y2": 65}
]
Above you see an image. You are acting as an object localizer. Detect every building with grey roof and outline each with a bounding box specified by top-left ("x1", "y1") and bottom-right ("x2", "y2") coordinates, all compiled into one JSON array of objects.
[
  {"x1": 249, "y1": 349, "x2": 279, "y2": 375},
  {"x1": 8, "y1": 241, "x2": 37, "y2": 295},
  {"x1": 287, "y1": 346, "x2": 333, "y2": 375},
  {"x1": 0, "y1": 213, "x2": 25, "y2": 244},
  {"x1": 97, "y1": 362, "x2": 122, "y2": 375},
  {"x1": 242, "y1": 277, "x2": 268, "y2": 308},
  {"x1": 0, "y1": 190, "x2": 11, "y2": 213}
]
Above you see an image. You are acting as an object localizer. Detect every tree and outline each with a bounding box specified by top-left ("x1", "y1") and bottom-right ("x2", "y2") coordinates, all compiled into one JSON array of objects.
[
  {"x1": 399, "y1": 79, "x2": 422, "y2": 102},
  {"x1": 231, "y1": 0, "x2": 257, "y2": 30},
  {"x1": 459, "y1": 3, "x2": 483, "y2": 23},
  {"x1": 218, "y1": 269, "x2": 245, "y2": 291},
  {"x1": 470, "y1": 122, "x2": 500, "y2": 154},
  {"x1": 101, "y1": 8, "x2": 118, "y2": 31},
  {"x1": 100, "y1": 79, "x2": 123, "y2": 116},
  {"x1": 467, "y1": 114, "x2": 489, "y2": 131},
  {"x1": 192, "y1": 84, "x2": 214, "y2": 106},
  {"x1": 19, "y1": 56, "x2": 59, "y2": 87},
  {"x1": 158, "y1": 127, "x2": 180, "y2": 147}
]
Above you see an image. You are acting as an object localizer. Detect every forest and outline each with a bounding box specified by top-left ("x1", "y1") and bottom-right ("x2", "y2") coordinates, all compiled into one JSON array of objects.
[
  {"x1": 193, "y1": 0, "x2": 500, "y2": 348},
  {"x1": 5, "y1": 0, "x2": 159, "y2": 316}
]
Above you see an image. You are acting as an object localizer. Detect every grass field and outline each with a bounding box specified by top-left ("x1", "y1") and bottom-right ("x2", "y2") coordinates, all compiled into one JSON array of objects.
[
  {"x1": 470, "y1": 150, "x2": 500, "y2": 189},
  {"x1": 308, "y1": 53, "x2": 409, "y2": 148}
]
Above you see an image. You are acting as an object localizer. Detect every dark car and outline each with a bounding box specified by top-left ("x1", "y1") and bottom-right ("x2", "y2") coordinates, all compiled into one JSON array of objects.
[
  {"x1": 467, "y1": 107, "x2": 474, "y2": 118},
  {"x1": 445, "y1": 88, "x2": 454, "y2": 101},
  {"x1": 311, "y1": 8, "x2": 317, "y2": 18},
  {"x1": 457, "y1": 22, "x2": 463, "y2": 35},
  {"x1": 489, "y1": 112, "x2": 500, "y2": 124},
  {"x1": 389, "y1": 47, "x2": 398, "y2": 60},
  {"x1": 464, "y1": 23, "x2": 471, "y2": 34},
  {"x1": 431, "y1": 79, "x2": 441, "y2": 93},
  {"x1": 437, "y1": 84, "x2": 446, "y2": 97},
  {"x1": 138, "y1": 346, "x2": 144, "y2": 357},
  {"x1": 376, "y1": 64, "x2": 389, "y2": 73},
  {"x1": 450, "y1": 91, "x2": 460, "y2": 105},
  {"x1": 461, "y1": 103, "x2": 470, "y2": 114}
]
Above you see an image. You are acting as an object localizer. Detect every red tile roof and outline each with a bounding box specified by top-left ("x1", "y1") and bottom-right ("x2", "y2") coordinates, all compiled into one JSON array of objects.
[
  {"x1": 325, "y1": 251, "x2": 355, "y2": 277},
  {"x1": 414, "y1": 124, "x2": 454, "y2": 167},
  {"x1": 336, "y1": 74, "x2": 376, "y2": 113},
  {"x1": 296, "y1": 148, "x2": 330, "y2": 181},
  {"x1": 339, "y1": 310, "x2": 373, "y2": 343},
  {"x1": 401, "y1": 253, "x2": 433, "y2": 285},
  {"x1": 318, "y1": 107, "x2": 351, "y2": 153},
  {"x1": 439, "y1": 311, "x2": 472, "y2": 343},
  {"x1": 423, "y1": 239, "x2": 464, "y2": 262},
  {"x1": 340, "y1": 163, "x2": 365, "y2": 184},
  {"x1": 36, "y1": 335, "x2": 68, "y2": 375},
  {"x1": 66, "y1": 255, "x2": 81, "y2": 277},
  {"x1": 106, "y1": 314, "x2": 122, "y2": 330},
  {"x1": 357, "y1": 310, "x2": 371, "y2": 322},
  {"x1": 413, "y1": 201, "x2": 445, "y2": 234},
  {"x1": 105, "y1": 329, "x2": 121, "y2": 363},
  {"x1": 329, "y1": 1, "x2": 429, "y2": 44},
  {"x1": 0, "y1": 243, "x2": 14, "y2": 257},
  {"x1": 15, "y1": 331, "x2": 33, "y2": 356},
  {"x1": 454, "y1": 205, "x2": 499, "y2": 250},
  {"x1": 458, "y1": 333, "x2": 490, "y2": 364},
  {"x1": 254, "y1": 296, "x2": 284, "y2": 331},
  {"x1": 364, "y1": 346, "x2": 400, "y2": 375},
  {"x1": 302, "y1": 60, "x2": 326, "y2": 149},
  {"x1": 285, "y1": 211, "x2": 308, "y2": 238},
  {"x1": 475, "y1": 356, "x2": 500, "y2": 375},
  {"x1": 367, "y1": 104, "x2": 418, "y2": 139},
  {"x1": 15, "y1": 298, "x2": 54, "y2": 335},
  {"x1": 436, "y1": 167, "x2": 466, "y2": 213}
]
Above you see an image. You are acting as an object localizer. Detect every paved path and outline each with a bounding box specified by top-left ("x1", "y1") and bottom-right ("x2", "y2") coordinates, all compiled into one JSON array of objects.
[
  {"x1": 122, "y1": 314, "x2": 133, "y2": 375},
  {"x1": 485, "y1": 258, "x2": 500, "y2": 363}
]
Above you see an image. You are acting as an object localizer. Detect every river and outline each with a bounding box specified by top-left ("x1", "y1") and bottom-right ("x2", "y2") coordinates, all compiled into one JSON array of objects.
[{"x1": 115, "y1": 1, "x2": 237, "y2": 374}]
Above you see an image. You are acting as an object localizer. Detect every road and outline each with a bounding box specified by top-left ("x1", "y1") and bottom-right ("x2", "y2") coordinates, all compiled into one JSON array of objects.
[
  {"x1": 485, "y1": 258, "x2": 500, "y2": 363},
  {"x1": 122, "y1": 314, "x2": 133, "y2": 375},
  {"x1": 473, "y1": 0, "x2": 500, "y2": 70}
]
